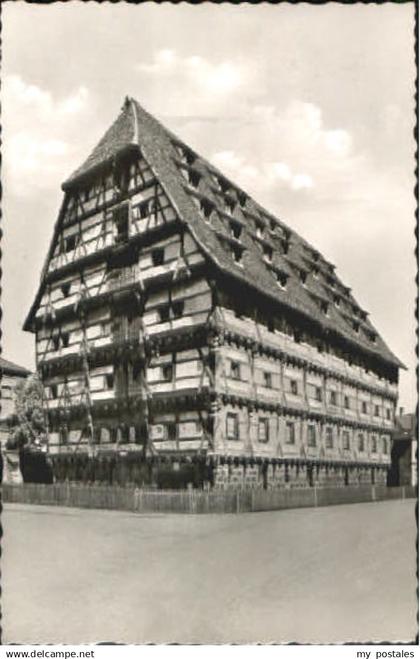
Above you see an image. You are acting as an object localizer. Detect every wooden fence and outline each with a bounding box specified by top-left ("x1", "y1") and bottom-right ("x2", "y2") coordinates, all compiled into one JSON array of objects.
[{"x1": 2, "y1": 483, "x2": 416, "y2": 514}]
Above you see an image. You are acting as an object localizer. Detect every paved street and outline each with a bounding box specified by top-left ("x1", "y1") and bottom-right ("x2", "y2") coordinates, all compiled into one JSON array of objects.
[{"x1": 2, "y1": 499, "x2": 417, "y2": 644}]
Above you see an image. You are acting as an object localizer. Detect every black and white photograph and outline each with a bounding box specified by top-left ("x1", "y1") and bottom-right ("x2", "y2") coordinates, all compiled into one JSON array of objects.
[{"x1": 1, "y1": 1, "x2": 417, "y2": 649}]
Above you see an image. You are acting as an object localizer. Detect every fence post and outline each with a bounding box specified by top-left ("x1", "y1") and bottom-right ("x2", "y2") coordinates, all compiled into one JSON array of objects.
[
  {"x1": 372, "y1": 486, "x2": 376, "y2": 502},
  {"x1": 236, "y1": 491, "x2": 240, "y2": 514},
  {"x1": 314, "y1": 486, "x2": 318, "y2": 508},
  {"x1": 402, "y1": 486, "x2": 405, "y2": 500}
]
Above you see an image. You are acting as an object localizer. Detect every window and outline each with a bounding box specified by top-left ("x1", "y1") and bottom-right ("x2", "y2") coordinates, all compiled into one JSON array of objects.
[
  {"x1": 286, "y1": 421, "x2": 295, "y2": 445},
  {"x1": 136, "y1": 199, "x2": 150, "y2": 219},
  {"x1": 263, "y1": 245, "x2": 273, "y2": 262},
  {"x1": 307, "y1": 425, "x2": 316, "y2": 447},
  {"x1": 382, "y1": 437, "x2": 388, "y2": 454},
  {"x1": 290, "y1": 379, "x2": 298, "y2": 396},
  {"x1": 358, "y1": 433, "x2": 365, "y2": 452},
  {"x1": 61, "y1": 282, "x2": 71, "y2": 298},
  {"x1": 200, "y1": 198, "x2": 214, "y2": 220},
  {"x1": 315, "y1": 387, "x2": 323, "y2": 402},
  {"x1": 50, "y1": 384, "x2": 58, "y2": 400},
  {"x1": 105, "y1": 373, "x2": 114, "y2": 390},
  {"x1": 276, "y1": 271, "x2": 288, "y2": 288},
  {"x1": 353, "y1": 321, "x2": 360, "y2": 334},
  {"x1": 386, "y1": 408, "x2": 391, "y2": 421},
  {"x1": 320, "y1": 302, "x2": 329, "y2": 316},
  {"x1": 325, "y1": 427, "x2": 333, "y2": 449},
  {"x1": 300, "y1": 270, "x2": 307, "y2": 285},
  {"x1": 344, "y1": 395, "x2": 350, "y2": 410},
  {"x1": 61, "y1": 332, "x2": 70, "y2": 348},
  {"x1": 172, "y1": 301, "x2": 184, "y2": 319},
  {"x1": 230, "y1": 361, "x2": 241, "y2": 380},
  {"x1": 167, "y1": 422, "x2": 177, "y2": 441},
  {"x1": 113, "y1": 204, "x2": 129, "y2": 243},
  {"x1": 65, "y1": 235, "x2": 77, "y2": 253},
  {"x1": 52, "y1": 335, "x2": 60, "y2": 351},
  {"x1": 226, "y1": 413, "x2": 239, "y2": 440},
  {"x1": 361, "y1": 401, "x2": 368, "y2": 414},
  {"x1": 282, "y1": 239, "x2": 290, "y2": 255},
  {"x1": 132, "y1": 361, "x2": 142, "y2": 383},
  {"x1": 263, "y1": 371, "x2": 273, "y2": 389},
  {"x1": 256, "y1": 222, "x2": 264, "y2": 238},
  {"x1": 374, "y1": 405, "x2": 380, "y2": 417},
  {"x1": 342, "y1": 431, "x2": 350, "y2": 450},
  {"x1": 334, "y1": 295, "x2": 340, "y2": 307},
  {"x1": 59, "y1": 427, "x2": 68, "y2": 445},
  {"x1": 258, "y1": 418, "x2": 269, "y2": 443},
  {"x1": 231, "y1": 245, "x2": 243, "y2": 265},
  {"x1": 230, "y1": 221, "x2": 242, "y2": 240},
  {"x1": 330, "y1": 390, "x2": 337, "y2": 406},
  {"x1": 225, "y1": 196, "x2": 236, "y2": 213},
  {"x1": 158, "y1": 306, "x2": 170, "y2": 322},
  {"x1": 269, "y1": 218, "x2": 276, "y2": 233},
  {"x1": 238, "y1": 192, "x2": 247, "y2": 207},
  {"x1": 371, "y1": 435, "x2": 377, "y2": 453},
  {"x1": 151, "y1": 249, "x2": 164, "y2": 266},
  {"x1": 162, "y1": 364, "x2": 173, "y2": 382},
  {"x1": 188, "y1": 169, "x2": 201, "y2": 188}
]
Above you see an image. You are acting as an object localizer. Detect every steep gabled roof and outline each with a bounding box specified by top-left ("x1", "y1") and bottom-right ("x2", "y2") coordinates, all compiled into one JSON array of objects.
[
  {"x1": 27, "y1": 96, "x2": 403, "y2": 370},
  {"x1": 0, "y1": 357, "x2": 31, "y2": 377}
]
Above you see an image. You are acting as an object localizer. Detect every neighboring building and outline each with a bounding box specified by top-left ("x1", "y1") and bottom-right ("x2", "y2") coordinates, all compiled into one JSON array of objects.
[
  {"x1": 0, "y1": 357, "x2": 31, "y2": 447},
  {"x1": 23, "y1": 97, "x2": 403, "y2": 489},
  {"x1": 1, "y1": 357, "x2": 31, "y2": 484},
  {"x1": 389, "y1": 410, "x2": 417, "y2": 487}
]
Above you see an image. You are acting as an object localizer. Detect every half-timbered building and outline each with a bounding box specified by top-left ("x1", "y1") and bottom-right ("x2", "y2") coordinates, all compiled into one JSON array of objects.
[{"x1": 24, "y1": 97, "x2": 403, "y2": 489}]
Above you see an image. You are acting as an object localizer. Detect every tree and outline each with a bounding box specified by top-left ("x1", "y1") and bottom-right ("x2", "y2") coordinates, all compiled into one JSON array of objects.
[{"x1": 6, "y1": 374, "x2": 47, "y2": 451}]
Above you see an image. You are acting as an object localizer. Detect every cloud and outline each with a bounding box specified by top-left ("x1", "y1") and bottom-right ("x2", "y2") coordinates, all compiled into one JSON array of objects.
[
  {"x1": 4, "y1": 74, "x2": 89, "y2": 120},
  {"x1": 211, "y1": 151, "x2": 314, "y2": 195},
  {"x1": 136, "y1": 50, "x2": 259, "y2": 117},
  {"x1": 3, "y1": 75, "x2": 91, "y2": 194}
]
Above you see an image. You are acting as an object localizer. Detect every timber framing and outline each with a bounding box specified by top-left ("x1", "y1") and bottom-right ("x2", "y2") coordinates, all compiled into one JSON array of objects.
[{"x1": 25, "y1": 96, "x2": 401, "y2": 490}]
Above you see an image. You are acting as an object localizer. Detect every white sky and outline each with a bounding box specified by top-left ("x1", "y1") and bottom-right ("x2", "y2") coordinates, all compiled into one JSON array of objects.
[{"x1": 2, "y1": 2, "x2": 416, "y2": 410}]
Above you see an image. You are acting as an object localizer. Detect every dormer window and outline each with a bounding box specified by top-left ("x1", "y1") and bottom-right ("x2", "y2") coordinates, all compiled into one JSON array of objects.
[
  {"x1": 320, "y1": 301, "x2": 329, "y2": 315},
  {"x1": 256, "y1": 221, "x2": 264, "y2": 239},
  {"x1": 232, "y1": 245, "x2": 243, "y2": 265},
  {"x1": 217, "y1": 176, "x2": 230, "y2": 194},
  {"x1": 269, "y1": 218, "x2": 276, "y2": 233},
  {"x1": 183, "y1": 148, "x2": 196, "y2": 166},
  {"x1": 312, "y1": 266, "x2": 319, "y2": 278},
  {"x1": 230, "y1": 221, "x2": 242, "y2": 240},
  {"x1": 200, "y1": 198, "x2": 214, "y2": 220},
  {"x1": 300, "y1": 270, "x2": 307, "y2": 285},
  {"x1": 312, "y1": 251, "x2": 320, "y2": 262},
  {"x1": 238, "y1": 191, "x2": 247, "y2": 207},
  {"x1": 263, "y1": 245, "x2": 273, "y2": 262},
  {"x1": 367, "y1": 330, "x2": 376, "y2": 343},
  {"x1": 281, "y1": 239, "x2": 290, "y2": 255},
  {"x1": 353, "y1": 321, "x2": 360, "y2": 333},
  {"x1": 188, "y1": 170, "x2": 201, "y2": 188},
  {"x1": 275, "y1": 271, "x2": 288, "y2": 288},
  {"x1": 334, "y1": 295, "x2": 340, "y2": 307},
  {"x1": 225, "y1": 196, "x2": 236, "y2": 213}
]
